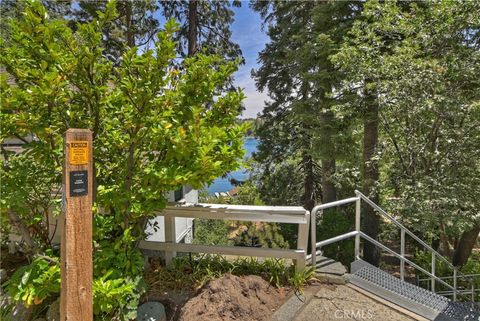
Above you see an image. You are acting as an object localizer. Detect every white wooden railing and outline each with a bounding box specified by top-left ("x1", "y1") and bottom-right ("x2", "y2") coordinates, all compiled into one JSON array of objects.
[{"x1": 139, "y1": 203, "x2": 310, "y2": 270}]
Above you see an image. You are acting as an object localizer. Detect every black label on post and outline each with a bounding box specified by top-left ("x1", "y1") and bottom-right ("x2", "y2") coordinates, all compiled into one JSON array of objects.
[{"x1": 70, "y1": 170, "x2": 88, "y2": 197}]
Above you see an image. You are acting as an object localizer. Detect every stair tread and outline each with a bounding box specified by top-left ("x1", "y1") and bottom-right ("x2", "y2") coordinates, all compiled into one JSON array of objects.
[
  {"x1": 315, "y1": 256, "x2": 347, "y2": 275},
  {"x1": 350, "y1": 259, "x2": 480, "y2": 321}
]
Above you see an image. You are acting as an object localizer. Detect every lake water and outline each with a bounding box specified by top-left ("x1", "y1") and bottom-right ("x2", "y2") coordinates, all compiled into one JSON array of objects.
[{"x1": 206, "y1": 137, "x2": 259, "y2": 194}]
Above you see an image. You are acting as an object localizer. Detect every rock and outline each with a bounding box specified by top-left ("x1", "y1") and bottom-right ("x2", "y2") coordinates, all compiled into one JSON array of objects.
[
  {"x1": 316, "y1": 273, "x2": 346, "y2": 285},
  {"x1": 8, "y1": 301, "x2": 33, "y2": 321},
  {"x1": 0, "y1": 269, "x2": 7, "y2": 282},
  {"x1": 46, "y1": 298, "x2": 60, "y2": 321},
  {"x1": 137, "y1": 301, "x2": 167, "y2": 321},
  {"x1": 0, "y1": 293, "x2": 11, "y2": 313},
  {"x1": 0, "y1": 269, "x2": 6, "y2": 295}
]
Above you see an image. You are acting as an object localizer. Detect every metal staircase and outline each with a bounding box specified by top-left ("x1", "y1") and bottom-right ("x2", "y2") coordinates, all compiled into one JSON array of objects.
[
  {"x1": 350, "y1": 259, "x2": 479, "y2": 320},
  {"x1": 307, "y1": 190, "x2": 479, "y2": 321}
]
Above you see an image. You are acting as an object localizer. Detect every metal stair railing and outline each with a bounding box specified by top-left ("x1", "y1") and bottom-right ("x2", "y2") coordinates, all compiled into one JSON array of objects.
[
  {"x1": 417, "y1": 274, "x2": 480, "y2": 299},
  {"x1": 309, "y1": 190, "x2": 476, "y2": 302}
]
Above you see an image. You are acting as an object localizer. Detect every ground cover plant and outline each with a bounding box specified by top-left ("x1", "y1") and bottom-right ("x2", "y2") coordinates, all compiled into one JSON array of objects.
[{"x1": 145, "y1": 254, "x2": 316, "y2": 296}]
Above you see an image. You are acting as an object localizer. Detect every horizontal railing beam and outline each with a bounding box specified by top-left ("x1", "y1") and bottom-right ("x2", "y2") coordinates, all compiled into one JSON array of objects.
[
  {"x1": 418, "y1": 274, "x2": 480, "y2": 281},
  {"x1": 157, "y1": 204, "x2": 309, "y2": 224},
  {"x1": 197, "y1": 203, "x2": 307, "y2": 215},
  {"x1": 435, "y1": 290, "x2": 480, "y2": 295},
  {"x1": 139, "y1": 240, "x2": 306, "y2": 261}
]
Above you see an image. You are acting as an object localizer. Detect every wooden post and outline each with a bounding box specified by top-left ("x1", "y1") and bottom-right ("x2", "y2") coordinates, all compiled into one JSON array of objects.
[
  {"x1": 296, "y1": 211, "x2": 310, "y2": 271},
  {"x1": 61, "y1": 129, "x2": 93, "y2": 321},
  {"x1": 164, "y1": 216, "x2": 176, "y2": 265}
]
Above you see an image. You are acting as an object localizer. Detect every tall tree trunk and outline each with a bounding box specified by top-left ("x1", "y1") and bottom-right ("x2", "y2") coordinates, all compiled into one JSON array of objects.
[
  {"x1": 321, "y1": 159, "x2": 336, "y2": 203},
  {"x1": 320, "y1": 110, "x2": 337, "y2": 203},
  {"x1": 302, "y1": 153, "x2": 315, "y2": 212},
  {"x1": 452, "y1": 224, "x2": 480, "y2": 267},
  {"x1": 125, "y1": 1, "x2": 135, "y2": 47},
  {"x1": 188, "y1": 0, "x2": 198, "y2": 56},
  {"x1": 439, "y1": 222, "x2": 454, "y2": 257},
  {"x1": 362, "y1": 91, "x2": 380, "y2": 266}
]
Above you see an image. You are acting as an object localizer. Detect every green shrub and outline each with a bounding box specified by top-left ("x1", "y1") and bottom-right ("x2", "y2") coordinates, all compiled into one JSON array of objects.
[
  {"x1": 93, "y1": 273, "x2": 145, "y2": 321},
  {"x1": 150, "y1": 254, "x2": 315, "y2": 294},
  {"x1": 3, "y1": 243, "x2": 146, "y2": 320},
  {"x1": 3, "y1": 252, "x2": 60, "y2": 308},
  {"x1": 316, "y1": 208, "x2": 355, "y2": 266},
  {"x1": 193, "y1": 219, "x2": 234, "y2": 246},
  {"x1": 93, "y1": 227, "x2": 145, "y2": 279}
]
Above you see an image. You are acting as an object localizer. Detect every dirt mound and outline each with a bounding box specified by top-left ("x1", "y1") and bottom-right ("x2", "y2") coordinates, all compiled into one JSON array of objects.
[{"x1": 178, "y1": 273, "x2": 284, "y2": 321}]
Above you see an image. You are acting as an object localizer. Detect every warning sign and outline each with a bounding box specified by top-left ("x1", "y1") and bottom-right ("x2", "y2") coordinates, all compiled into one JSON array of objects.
[{"x1": 69, "y1": 141, "x2": 88, "y2": 165}]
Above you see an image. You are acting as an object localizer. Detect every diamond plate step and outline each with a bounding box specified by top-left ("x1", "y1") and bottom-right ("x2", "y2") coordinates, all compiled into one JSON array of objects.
[{"x1": 349, "y1": 259, "x2": 480, "y2": 321}]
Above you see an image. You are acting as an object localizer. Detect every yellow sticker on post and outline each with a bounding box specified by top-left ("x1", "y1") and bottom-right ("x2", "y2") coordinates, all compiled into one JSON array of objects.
[{"x1": 69, "y1": 141, "x2": 89, "y2": 165}]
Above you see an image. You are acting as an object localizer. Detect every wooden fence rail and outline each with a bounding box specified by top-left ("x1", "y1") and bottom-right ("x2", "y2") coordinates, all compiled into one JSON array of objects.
[{"x1": 139, "y1": 203, "x2": 310, "y2": 271}]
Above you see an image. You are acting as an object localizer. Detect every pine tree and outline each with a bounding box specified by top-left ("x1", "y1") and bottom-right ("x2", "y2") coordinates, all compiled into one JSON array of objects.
[
  {"x1": 159, "y1": 0, "x2": 242, "y2": 59},
  {"x1": 72, "y1": 0, "x2": 159, "y2": 62},
  {"x1": 251, "y1": 1, "x2": 360, "y2": 210}
]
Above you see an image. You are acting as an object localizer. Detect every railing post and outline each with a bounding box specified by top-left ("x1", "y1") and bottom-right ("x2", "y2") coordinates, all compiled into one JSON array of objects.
[
  {"x1": 355, "y1": 198, "x2": 361, "y2": 259},
  {"x1": 311, "y1": 208, "x2": 320, "y2": 267},
  {"x1": 400, "y1": 229, "x2": 405, "y2": 281},
  {"x1": 296, "y1": 211, "x2": 309, "y2": 272},
  {"x1": 431, "y1": 252, "x2": 436, "y2": 292},
  {"x1": 453, "y1": 267, "x2": 458, "y2": 301},
  {"x1": 472, "y1": 282, "x2": 475, "y2": 302},
  {"x1": 164, "y1": 216, "x2": 176, "y2": 265}
]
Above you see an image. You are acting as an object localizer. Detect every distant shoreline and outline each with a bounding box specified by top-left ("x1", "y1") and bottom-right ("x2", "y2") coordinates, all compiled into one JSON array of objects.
[{"x1": 206, "y1": 137, "x2": 259, "y2": 195}]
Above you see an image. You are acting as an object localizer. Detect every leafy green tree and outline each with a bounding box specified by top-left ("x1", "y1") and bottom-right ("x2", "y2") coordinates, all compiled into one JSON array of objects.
[
  {"x1": 332, "y1": 0, "x2": 480, "y2": 266},
  {"x1": 1, "y1": 1, "x2": 246, "y2": 317},
  {"x1": 0, "y1": 0, "x2": 72, "y2": 43},
  {"x1": 2, "y1": 0, "x2": 246, "y2": 244}
]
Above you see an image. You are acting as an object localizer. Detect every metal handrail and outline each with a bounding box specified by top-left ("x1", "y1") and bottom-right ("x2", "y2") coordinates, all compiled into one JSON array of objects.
[
  {"x1": 434, "y1": 290, "x2": 480, "y2": 296},
  {"x1": 312, "y1": 197, "x2": 360, "y2": 211},
  {"x1": 315, "y1": 231, "x2": 360, "y2": 248},
  {"x1": 310, "y1": 197, "x2": 360, "y2": 268},
  {"x1": 354, "y1": 191, "x2": 465, "y2": 274},
  {"x1": 312, "y1": 230, "x2": 474, "y2": 298},
  {"x1": 310, "y1": 192, "x2": 476, "y2": 302},
  {"x1": 359, "y1": 232, "x2": 458, "y2": 293},
  {"x1": 418, "y1": 273, "x2": 480, "y2": 282},
  {"x1": 354, "y1": 191, "x2": 475, "y2": 290}
]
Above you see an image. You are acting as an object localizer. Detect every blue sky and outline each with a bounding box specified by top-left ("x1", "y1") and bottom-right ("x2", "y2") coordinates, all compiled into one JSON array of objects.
[
  {"x1": 152, "y1": 2, "x2": 269, "y2": 118},
  {"x1": 230, "y1": 3, "x2": 269, "y2": 118}
]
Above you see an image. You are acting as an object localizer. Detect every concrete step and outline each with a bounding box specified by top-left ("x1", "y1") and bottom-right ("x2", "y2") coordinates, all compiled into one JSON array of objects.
[{"x1": 313, "y1": 256, "x2": 347, "y2": 276}]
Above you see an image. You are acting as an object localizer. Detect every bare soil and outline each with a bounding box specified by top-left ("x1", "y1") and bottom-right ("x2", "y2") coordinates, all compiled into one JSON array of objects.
[
  {"x1": 177, "y1": 273, "x2": 285, "y2": 321},
  {"x1": 0, "y1": 246, "x2": 29, "y2": 278}
]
